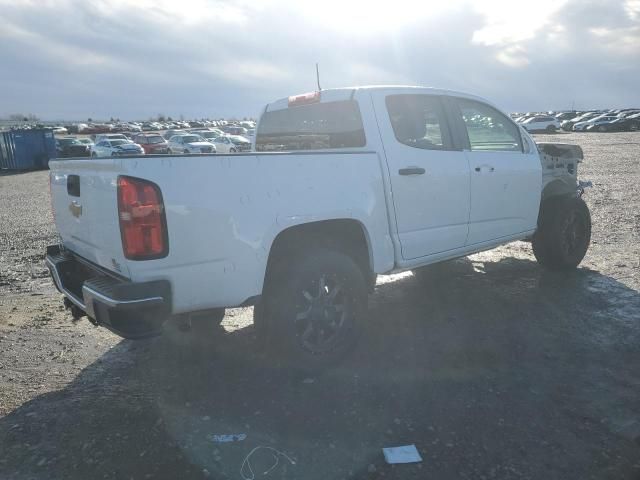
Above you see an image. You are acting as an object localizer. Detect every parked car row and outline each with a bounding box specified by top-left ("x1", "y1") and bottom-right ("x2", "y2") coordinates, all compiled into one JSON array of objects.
[
  {"x1": 54, "y1": 125, "x2": 253, "y2": 158},
  {"x1": 64, "y1": 119, "x2": 256, "y2": 134},
  {"x1": 513, "y1": 108, "x2": 640, "y2": 132}
]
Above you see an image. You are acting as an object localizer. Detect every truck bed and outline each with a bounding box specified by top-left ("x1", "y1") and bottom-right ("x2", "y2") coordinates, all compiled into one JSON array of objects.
[{"x1": 49, "y1": 152, "x2": 395, "y2": 312}]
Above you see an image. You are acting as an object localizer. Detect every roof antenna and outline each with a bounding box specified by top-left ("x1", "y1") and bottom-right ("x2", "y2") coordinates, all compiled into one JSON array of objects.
[{"x1": 316, "y1": 63, "x2": 322, "y2": 91}]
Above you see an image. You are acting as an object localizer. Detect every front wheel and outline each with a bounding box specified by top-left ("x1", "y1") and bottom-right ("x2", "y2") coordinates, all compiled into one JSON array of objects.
[
  {"x1": 229, "y1": 148, "x2": 236, "y2": 153},
  {"x1": 265, "y1": 249, "x2": 367, "y2": 370},
  {"x1": 532, "y1": 196, "x2": 591, "y2": 270},
  {"x1": 598, "y1": 125, "x2": 607, "y2": 132},
  {"x1": 546, "y1": 125, "x2": 556, "y2": 133}
]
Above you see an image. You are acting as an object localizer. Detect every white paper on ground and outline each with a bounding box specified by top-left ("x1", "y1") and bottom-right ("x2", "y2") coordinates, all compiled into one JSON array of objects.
[
  {"x1": 382, "y1": 444, "x2": 422, "y2": 464},
  {"x1": 209, "y1": 433, "x2": 247, "y2": 443}
]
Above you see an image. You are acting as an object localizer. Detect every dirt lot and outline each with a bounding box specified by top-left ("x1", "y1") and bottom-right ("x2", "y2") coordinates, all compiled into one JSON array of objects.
[{"x1": 1, "y1": 132, "x2": 639, "y2": 480}]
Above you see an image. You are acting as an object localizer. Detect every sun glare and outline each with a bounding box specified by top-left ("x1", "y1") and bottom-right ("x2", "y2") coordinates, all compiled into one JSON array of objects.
[{"x1": 292, "y1": 0, "x2": 447, "y2": 34}]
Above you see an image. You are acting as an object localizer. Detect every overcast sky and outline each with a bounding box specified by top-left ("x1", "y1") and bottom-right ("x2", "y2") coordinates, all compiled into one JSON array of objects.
[{"x1": 1, "y1": 0, "x2": 639, "y2": 120}]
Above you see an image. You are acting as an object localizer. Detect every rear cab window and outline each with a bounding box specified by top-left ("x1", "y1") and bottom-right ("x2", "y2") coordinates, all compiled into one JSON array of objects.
[{"x1": 255, "y1": 99, "x2": 366, "y2": 152}]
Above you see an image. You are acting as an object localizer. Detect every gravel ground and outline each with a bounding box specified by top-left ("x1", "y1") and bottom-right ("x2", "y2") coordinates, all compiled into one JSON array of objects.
[{"x1": 0, "y1": 132, "x2": 639, "y2": 480}]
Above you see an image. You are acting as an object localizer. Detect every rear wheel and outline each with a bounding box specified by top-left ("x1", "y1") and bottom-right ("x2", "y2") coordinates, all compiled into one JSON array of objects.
[
  {"x1": 546, "y1": 125, "x2": 556, "y2": 133},
  {"x1": 532, "y1": 196, "x2": 591, "y2": 270},
  {"x1": 264, "y1": 248, "x2": 367, "y2": 370}
]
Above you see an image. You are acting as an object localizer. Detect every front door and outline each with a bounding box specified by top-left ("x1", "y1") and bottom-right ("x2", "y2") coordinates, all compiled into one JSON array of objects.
[{"x1": 451, "y1": 97, "x2": 542, "y2": 245}]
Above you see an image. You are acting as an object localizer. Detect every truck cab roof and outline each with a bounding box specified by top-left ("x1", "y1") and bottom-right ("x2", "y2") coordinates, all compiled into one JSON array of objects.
[{"x1": 264, "y1": 85, "x2": 488, "y2": 113}]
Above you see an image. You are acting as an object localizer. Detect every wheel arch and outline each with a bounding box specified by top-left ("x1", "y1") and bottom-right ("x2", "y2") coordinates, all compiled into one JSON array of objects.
[
  {"x1": 263, "y1": 219, "x2": 375, "y2": 293},
  {"x1": 537, "y1": 180, "x2": 578, "y2": 226},
  {"x1": 541, "y1": 179, "x2": 576, "y2": 201}
]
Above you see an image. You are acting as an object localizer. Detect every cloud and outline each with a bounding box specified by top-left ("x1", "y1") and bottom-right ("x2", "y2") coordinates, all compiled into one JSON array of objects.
[{"x1": 0, "y1": 0, "x2": 638, "y2": 119}]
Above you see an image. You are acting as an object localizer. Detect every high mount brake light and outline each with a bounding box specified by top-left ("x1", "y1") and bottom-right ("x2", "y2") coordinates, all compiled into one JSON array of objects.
[
  {"x1": 288, "y1": 91, "x2": 321, "y2": 107},
  {"x1": 117, "y1": 176, "x2": 168, "y2": 260}
]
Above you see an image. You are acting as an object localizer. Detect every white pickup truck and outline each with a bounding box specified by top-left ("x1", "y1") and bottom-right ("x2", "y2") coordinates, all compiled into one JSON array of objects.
[{"x1": 46, "y1": 86, "x2": 591, "y2": 368}]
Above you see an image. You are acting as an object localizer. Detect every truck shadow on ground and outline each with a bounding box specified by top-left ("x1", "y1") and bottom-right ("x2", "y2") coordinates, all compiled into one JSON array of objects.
[{"x1": 1, "y1": 257, "x2": 639, "y2": 480}]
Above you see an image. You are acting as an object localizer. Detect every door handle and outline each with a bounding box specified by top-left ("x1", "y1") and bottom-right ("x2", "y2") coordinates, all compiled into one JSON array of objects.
[
  {"x1": 399, "y1": 167, "x2": 426, "y2": 176},
  {"x1": 474, "y1": 165, "x2": 495, "y2": 173}
]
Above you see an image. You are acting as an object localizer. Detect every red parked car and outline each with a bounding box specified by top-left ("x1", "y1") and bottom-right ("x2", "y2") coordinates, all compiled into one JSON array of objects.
[{"x1": 133, "y1": 133, "x2": 169, "y2": 154}]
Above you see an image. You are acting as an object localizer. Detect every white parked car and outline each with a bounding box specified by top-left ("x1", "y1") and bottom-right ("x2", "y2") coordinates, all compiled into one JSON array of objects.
[
  {"x1": 167, "y1": 134, "x2": 216, "y2": 154},
  {"x1": 520, "y1": 115, "x2": 561, "y2": 132},
  {"x1": 93, "y1": 133, "x2": 131, "y2": 144},
  {"x1": 91, "y1": 139, "x2": 144, "y2": 157},
  {"x1": 76, "y1": 138, "x2": 94, "y2": 150},
  {"x1": 189, "y1": 131, "x2": 236, "y2": 153},
  {"x1": 227, "y1": 134, "x2": 251, "y2": 152},
  {"x1": 573, "y1": 115, "x2": 620, "y2": 131},
  {"x1": 47, "y1": 86, "x2": 591, "y2": 369},
  {"x1": 209, "y1": 135, "x2": 239, "y2": 153}
]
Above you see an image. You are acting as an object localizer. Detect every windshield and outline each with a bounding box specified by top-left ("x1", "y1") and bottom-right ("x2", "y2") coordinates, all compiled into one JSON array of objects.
[
  {"x1": 110, "y1": 139, "x2": 127, "y2": 146},
  {"x1": 180, "y1": 135, "x2": 203, "y2": 143},
  {"x1": 58, "y1": 138, "x2": 79, "y2": 146},
  {"x1": 197, "y1": 132, "x2": 217, "y2": 139}
]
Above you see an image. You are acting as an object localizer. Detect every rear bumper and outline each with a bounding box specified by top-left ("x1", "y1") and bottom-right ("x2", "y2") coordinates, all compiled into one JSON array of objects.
[{"x1": 45, "y1": 245, "x2": 171, "y2": 339}]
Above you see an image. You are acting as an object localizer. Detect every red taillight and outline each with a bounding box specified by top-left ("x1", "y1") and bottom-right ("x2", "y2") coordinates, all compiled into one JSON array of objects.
[
  {"x1": 288, "y1": 91, "x2": 321, "y2": 107},
  {"x1": 117, "y1": 176, "x2": 168, "y2": 260}
]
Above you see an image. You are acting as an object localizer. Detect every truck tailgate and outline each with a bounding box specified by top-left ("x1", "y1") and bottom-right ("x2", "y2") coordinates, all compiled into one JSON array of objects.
[{"x1": 49, "y1": 158, "x2": 130, "y2": 278}]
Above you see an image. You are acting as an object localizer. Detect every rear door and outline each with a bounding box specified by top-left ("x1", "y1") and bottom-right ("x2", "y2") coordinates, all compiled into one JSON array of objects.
[
  {"x1": 449, "y1": 97, "x2": 541, "y2": 245},
  {"x1": 372, "y1": 91, "x2": 471, "y2": 260}
]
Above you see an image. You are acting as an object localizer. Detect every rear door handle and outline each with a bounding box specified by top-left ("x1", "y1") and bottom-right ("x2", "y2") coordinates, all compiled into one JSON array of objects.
[{"x1": 399, "y1": 167, "x2": 426, "y2": 176}]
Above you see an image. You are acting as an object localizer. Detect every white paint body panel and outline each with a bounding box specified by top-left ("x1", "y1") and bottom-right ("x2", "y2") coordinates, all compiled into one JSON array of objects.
[{"x1": 49, "y1": 86, "x2": 571, "y2": 315}]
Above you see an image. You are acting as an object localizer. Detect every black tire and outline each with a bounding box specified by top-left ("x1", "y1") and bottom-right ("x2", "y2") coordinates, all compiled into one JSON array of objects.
[
  {"x1": 598, "y1": 125, "x2": 607, "y2": 132},
  {"x1": 230, "y1": 148, "x2": 236, "y2": 153},
  {"x1": 532, "y1": 196, "x2": 591, "y2": 270},
  {"x1": 166, "y1": 148, "x2": 173, "y2": 155},
  {"x1": 264, "y1": 248, "x2": 367, "y2": 370},
  {"x1": 183, "y1": 149, "x2": 190, "y2": 154},
  {"x1": 546, "y1": 125, "x2": 556, "y2": 133}
]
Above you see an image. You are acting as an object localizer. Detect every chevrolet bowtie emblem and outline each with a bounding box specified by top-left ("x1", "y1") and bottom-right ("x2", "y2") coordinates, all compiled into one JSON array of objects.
[{"x1": 69, "y1": 201, "x2": 83, "y2": 218}]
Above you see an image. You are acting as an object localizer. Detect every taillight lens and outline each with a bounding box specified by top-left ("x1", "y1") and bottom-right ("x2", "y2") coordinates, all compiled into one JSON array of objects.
[{"x1": 117, "y1": 176, "x2": 168, "y2": 260}]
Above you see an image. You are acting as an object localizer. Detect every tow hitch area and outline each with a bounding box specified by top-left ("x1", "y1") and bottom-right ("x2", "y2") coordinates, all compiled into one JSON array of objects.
[{"x1": 45, "y1": 245, "x2": 172, "y2": 339}]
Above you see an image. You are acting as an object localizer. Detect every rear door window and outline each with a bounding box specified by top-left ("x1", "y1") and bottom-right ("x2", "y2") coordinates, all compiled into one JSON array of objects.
[
  {"x1": 255, "y1": 100, "x2": 366, "y2": 151},
  {"x1": 385, "y1": 94, "x2": 453, "y2": 150}
]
